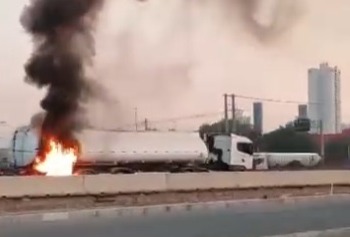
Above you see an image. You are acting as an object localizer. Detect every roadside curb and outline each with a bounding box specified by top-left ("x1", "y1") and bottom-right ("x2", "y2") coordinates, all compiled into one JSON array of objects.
[{"x1": 263, "y1": 227, "x2": 350, "y2": 237}]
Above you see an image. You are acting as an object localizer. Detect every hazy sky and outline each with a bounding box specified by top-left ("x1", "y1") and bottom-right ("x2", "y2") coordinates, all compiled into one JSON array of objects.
[{"x1": 1, "y1": 0, "x2": 350, "y2": 132}]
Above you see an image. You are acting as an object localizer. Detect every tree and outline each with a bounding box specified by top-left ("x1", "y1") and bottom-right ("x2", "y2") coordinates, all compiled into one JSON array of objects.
[
  {"x1": 293, "y1": 118, "x2": 311, "y2": 132},
  {"x1": 257, "y1": 126, "x2": 317, "y2": 153},
  {"x1": 199, "y1": 119, "x2": 316, "y2": 153},
  {"x1": 199, "y1": 119, "x2": 260, "y2": 141}
]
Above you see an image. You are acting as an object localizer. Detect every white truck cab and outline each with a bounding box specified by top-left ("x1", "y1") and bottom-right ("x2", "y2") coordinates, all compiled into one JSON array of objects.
[{"x1": 205, "y1": 133, "x2": 254, "y2": 171}]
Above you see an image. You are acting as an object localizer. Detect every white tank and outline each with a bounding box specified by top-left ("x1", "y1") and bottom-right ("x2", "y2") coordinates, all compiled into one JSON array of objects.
[
  {"x1": 80, "y1": 130, "x2": 209, "y2": 163},
  {"x1": 254, "y1": 152, "x2": 322, "y2": 168},
  {"x1": 308, "y1": 63, "x2": 341, "y2": 134},
  {"x1": 10, "y1": 126, "x2": 209, "y2": 167}
]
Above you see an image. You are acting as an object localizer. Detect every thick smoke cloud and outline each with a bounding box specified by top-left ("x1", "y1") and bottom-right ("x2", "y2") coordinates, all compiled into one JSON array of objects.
[
  {"x1": 227, "y1": 0, "x2": 303, "y2": 42},
  {"x1": 83, "y1": 0, "x2": 304, "y2": 131},
  {"x1": 21, "y1": 0, "x2": 104, "y2": 141}
]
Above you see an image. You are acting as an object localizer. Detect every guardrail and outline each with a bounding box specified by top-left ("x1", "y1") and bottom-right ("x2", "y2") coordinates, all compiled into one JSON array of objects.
[{"x1": 1, "y1": 171, "x2": 350, "y2": 198}]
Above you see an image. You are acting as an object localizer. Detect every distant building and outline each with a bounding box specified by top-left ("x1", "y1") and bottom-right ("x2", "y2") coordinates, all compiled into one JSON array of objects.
[
  {"x1": 308, "y1": 63, "x2": 341, "y2": 134},
  {"x1": 341, "y1": 123, "x2": 350, "y2": 131},
  {"x1": 253, "y1": 102, "x2": 263, "y2": 134},
  {"x1": 298, "y1": 104, "x2": 307, "y2": 118}
]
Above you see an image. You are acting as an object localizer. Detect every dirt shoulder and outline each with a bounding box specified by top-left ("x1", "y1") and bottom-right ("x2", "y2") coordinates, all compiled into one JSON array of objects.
[{"x1": 1, "y1": 185, "x2": 349, "y2": 215}]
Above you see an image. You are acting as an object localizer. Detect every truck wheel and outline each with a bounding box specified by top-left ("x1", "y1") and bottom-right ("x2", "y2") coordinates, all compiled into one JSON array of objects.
[
  {"x1": 110, "y1": 167, "x2": 134, "y2": 174},
  {"x1": 179, "y1": 167, "x2": 195, "y2": 172},
  {"x1": 195, "y1": 167, "x2": 209, "y2": 172},
  {"x1": 75, "y1": 169, "x2": 97, "y2": 175},
  {"x1": 229, "y1": 165, "x2": 246, "y2": 171},
  {"x1": 286, "y1": 161, "x2": 304, "y2": 170}
]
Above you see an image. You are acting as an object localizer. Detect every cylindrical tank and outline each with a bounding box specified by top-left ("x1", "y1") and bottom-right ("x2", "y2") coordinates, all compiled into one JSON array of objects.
[
  {"x1": 79, "y1": 130, "x2": 209, "y2": 162},
  {"x1": 10, "y1": 126, "x2": 39, "y2": 168},
  {"x1": 262, "y1": 153, "x2": 322, "y2": 168},
  {"x1": 308, "y1": 63, "x2": 341, "y2": 134},
  {"x1": 10, "y1": 126, "x2": 209, "y2": 167}
]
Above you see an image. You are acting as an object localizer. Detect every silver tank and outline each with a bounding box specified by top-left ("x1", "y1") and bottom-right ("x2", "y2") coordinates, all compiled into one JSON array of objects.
[
  {"x1": 254, "y1": 152, "x2": 322, "y2": 168},
  {"x1": 10, "y1": 126, "x2": 209, "y2": 167}
]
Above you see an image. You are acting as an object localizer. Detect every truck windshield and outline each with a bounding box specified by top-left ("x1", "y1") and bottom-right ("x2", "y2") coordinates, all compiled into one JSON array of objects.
[{"x1": 237, "y1": 142, "x2": 253, "y2": 155}]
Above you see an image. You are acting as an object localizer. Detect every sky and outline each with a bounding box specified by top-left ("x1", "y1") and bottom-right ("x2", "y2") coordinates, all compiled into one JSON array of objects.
[{"x1": 1, "y1": 0, "x2": 350, "y2": 133}]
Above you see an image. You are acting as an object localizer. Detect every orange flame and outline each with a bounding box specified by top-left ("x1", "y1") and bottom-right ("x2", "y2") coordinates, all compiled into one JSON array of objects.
[{"x1": 33, "y1": 138, "x2": 78, "y2": 176}]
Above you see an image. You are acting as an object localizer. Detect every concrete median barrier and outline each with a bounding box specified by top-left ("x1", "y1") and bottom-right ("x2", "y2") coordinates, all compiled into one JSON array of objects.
[
  {"x1": 0, "y1": 176, "x2": 85, "y2": 198},
  {"x1": 165, "y1": 171, "x2": 350, "y2": 191},
  {"x1": 231, "y1": 171, "x2": 350, "y2": 188},
  {"x1": 226, "y1": 171, "x2": 346, "y2": 188},
  {"x1": 2, "y1": 171, "x2": 350, "y2": 198},
  {"x1": 83, "y1": 173, "x2": 167, "y2": 194},
  {"x1": 165, "y1": 172, "x2": 239, "y2": 190}
]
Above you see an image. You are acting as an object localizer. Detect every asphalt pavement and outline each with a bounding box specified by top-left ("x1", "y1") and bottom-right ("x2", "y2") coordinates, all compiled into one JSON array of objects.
[{"x1": 3, "y1": 196, "x2": 350, "y2": 237}]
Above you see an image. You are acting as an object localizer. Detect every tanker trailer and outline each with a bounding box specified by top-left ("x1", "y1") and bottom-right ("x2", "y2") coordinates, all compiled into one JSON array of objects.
[
  {"x1": 253, "y1": 152, "x2": 322, "y2": 170},
  {"x1": 8, "y1": 125, "x2": 254, "y2": 175}
]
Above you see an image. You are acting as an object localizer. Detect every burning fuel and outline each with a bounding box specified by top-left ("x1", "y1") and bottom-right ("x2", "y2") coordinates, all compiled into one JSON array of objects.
[
  {"x1": 33, "y1": 138, "x2": 79, "y2": 176},
  {"x1": 21, "y1": 0, "x2": 104, "y2": 175}
]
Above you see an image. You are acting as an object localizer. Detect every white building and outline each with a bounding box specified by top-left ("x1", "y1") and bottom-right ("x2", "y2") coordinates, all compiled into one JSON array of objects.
[{"x1": 308, "y1": 63, "x2": 341, "y2": 134}]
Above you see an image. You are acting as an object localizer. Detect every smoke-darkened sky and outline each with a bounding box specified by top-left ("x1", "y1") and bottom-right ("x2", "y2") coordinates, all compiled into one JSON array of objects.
[
  {"x1": 21, "y1": 0, "x2": 105, "y2": 140},
  {"x1": 1, "y1": 0, "x2": 350, "y2": 132}
]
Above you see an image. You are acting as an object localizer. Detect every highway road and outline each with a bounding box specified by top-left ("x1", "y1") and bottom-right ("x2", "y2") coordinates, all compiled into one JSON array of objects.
[{"x1": 3, "y1": 196, "x2": 350, "y2": 237}]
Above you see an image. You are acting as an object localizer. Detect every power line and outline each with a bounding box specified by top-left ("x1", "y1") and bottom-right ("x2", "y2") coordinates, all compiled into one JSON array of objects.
[
  {"x1": 149, "y1": 111, "x2": 224, "y2": 123},
  {"x1": 235, "y1": 94, "x2": 320, "y2": 105},
  {"x1": 100, "y1": 93, "x2": 320, "y2": 131},
  {"x1": 140, "y1": 93, "x2": 319, "y2": 127},
  {"x1": 114, "y1": 108, "x2": 247, "y2": 130},
  {"x1": 115, "y1": 94, "x2": 311, "y2": 129},
  {"x1": 117, "y1": 111, "x2": 227, "y2": 130}
]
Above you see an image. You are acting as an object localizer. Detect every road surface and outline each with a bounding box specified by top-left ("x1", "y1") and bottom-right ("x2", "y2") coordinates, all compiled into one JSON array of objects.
[{"x1": 3, "y1": 196, "x2": 350, "y2": 237}]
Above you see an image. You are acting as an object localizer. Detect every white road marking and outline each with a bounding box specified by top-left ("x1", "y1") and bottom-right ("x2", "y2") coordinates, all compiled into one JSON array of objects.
[
  {"x1": 263, "y1": 227, "x2": 350, "y2": 237},
  {"x1": 42, "y1": 212, "x2": 69, "y2": 222}
]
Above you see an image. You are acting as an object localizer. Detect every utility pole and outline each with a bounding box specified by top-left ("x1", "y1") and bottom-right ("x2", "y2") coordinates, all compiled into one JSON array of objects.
[
  {"x1": 144, "y1": 118, "x2": 149, "y2": 131},
  {"x1": 231, "y1": 94, "x2": 236, "y2": 133},
  {"x1": 224, "y1": 94, "x2": 229, "y2": 134},
  {"x1": 134, "y1": 107, "x2": 138, "y2": 132},
  {"x1": 320, "y1": 120, "x2": 325, "y2": 163}
]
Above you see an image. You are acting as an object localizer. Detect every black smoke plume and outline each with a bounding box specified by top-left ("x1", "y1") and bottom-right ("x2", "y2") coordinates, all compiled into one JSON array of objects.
[{"x1": 21, "y1": 0, "x2": 104, "y2": 151}]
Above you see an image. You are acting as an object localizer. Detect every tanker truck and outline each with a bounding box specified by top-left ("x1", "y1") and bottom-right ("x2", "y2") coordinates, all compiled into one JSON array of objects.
[{"x1": 3, "y1": 125, "x2": 255, "y2": 175}]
